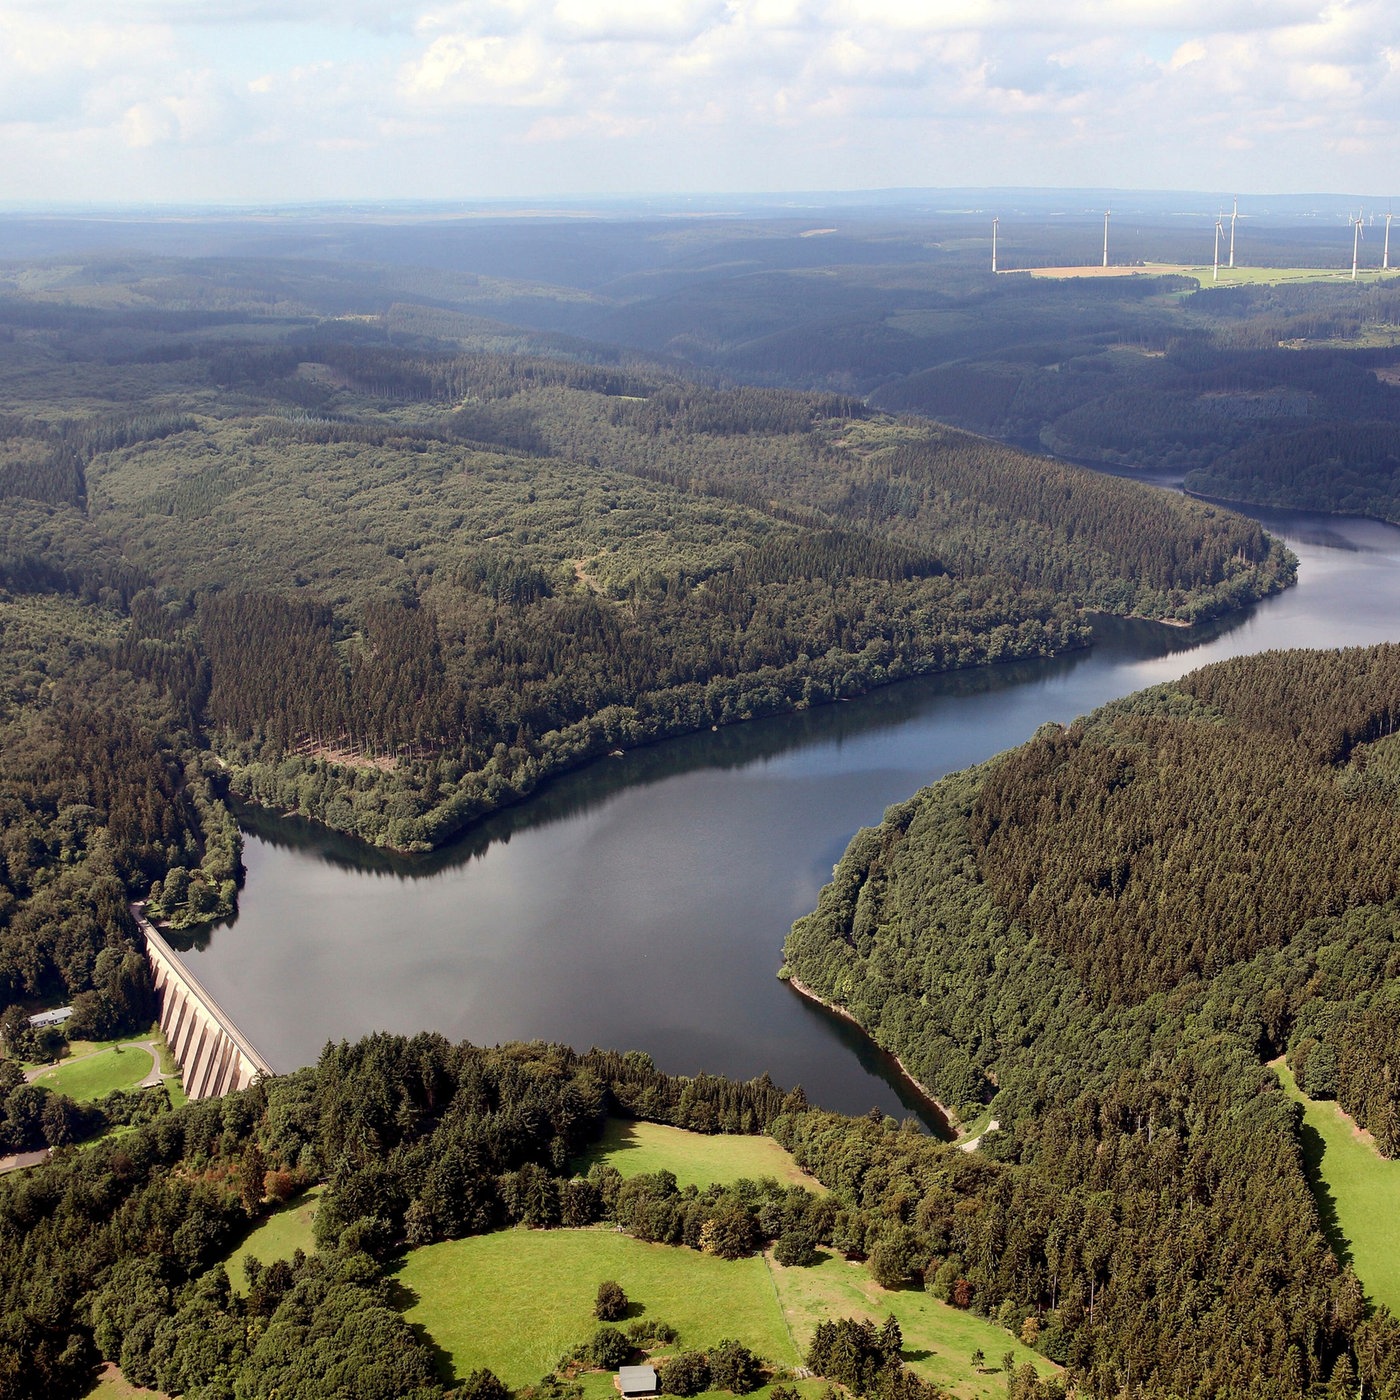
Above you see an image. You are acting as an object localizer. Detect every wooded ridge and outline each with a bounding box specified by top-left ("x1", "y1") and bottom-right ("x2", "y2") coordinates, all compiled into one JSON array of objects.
[{"x1": 783, "y1": 643, "x2": 1400, "y2": 1398}]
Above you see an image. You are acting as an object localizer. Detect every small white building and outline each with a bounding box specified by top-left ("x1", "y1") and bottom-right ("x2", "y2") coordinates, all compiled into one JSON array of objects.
[
  {"x1": 28, "y1": 1007, "x2": 73, "y2": 1030},
  {"x1": 616, "y1": 1366, "x2": 658, "y2": 1399}
]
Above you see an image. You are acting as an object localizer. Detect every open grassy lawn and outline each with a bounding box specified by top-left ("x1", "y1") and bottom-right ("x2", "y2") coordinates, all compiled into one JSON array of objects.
[
  {"x1": 1023, "y1": 263, "x2": 1400, "y2": 287},
  {"x1": 83, "y1": 1363, "x2": 167, "y2": 1398},
  {"x1": 770, "y1": 1252, "x2": 1054, "y2": 1400},
  {"x1": 1275, "y1": 1062, "x2": 1400, "y2": 1311},
  {"x1": 573, "y1": 1120, "x2": 825, "y2": 1194},
  {"x1": 32, "y1": 1044, "x2": 155, "y2": 1102},
  {"x1": 220, "y1": 1185, "x2": 323, "y2": 1294},
  {"x1": 394, "y1": 1227, "x2": 800, "y2": 1387}
]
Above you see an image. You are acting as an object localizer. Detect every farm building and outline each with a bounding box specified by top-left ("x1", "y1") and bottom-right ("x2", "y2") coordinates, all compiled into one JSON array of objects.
[{"x1": 616, "y1": 1366, "x2": 659, "y2": 1399}]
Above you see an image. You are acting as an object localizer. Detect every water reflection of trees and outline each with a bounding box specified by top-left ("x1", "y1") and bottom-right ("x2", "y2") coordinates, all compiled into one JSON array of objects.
[{"x1": 228, "y1": 604, "x2": 1250, "y2": 891}]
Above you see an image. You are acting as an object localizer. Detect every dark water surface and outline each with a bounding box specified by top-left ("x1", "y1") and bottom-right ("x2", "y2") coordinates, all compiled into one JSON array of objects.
[{"x1": 176, "y1": 503, "x2": 1400, "y2": 1126}]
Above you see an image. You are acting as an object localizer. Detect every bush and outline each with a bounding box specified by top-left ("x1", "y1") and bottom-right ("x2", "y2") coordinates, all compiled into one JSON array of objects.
[
  {"x1": 589, "y1": 1326, "x2": 633, "y2": 1370},
  {"x1": 659, "y1": 1352, "x2": 712, "y2": 1396},
  {"x1": 627, "y1": 1320, "x2": 679, "y2": 1347},
  {"x1": 595, "y1": 1279, "x2": 629, "y2": 1321},
  {"x1": 461, "y1": 1370, "x2": 510, "y2": 1400}
]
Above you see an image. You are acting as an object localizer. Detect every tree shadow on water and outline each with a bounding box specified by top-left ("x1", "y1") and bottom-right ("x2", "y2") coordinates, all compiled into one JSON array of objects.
[{"x1": 1298, "y1": 1121, "x2": 1355, "y2": 1269}]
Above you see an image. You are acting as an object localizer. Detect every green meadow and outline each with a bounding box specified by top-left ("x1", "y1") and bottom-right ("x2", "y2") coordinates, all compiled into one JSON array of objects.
[
  {"x1": 770, "y1": 1252, "x2": 1055, "y2": 1400},
  {"x1": 394, "y1": 1227, "x2": 799, "y2": 1387},
  {"x1": 1275, "y1": 1062, "x2": 1400, "y2": 1311},
  {"x1": 220, "y1": 1186, "x2": 324, "y2": 1294},
  {"x1": 31, "y1": 1044, "x2": 155, "y2": 1103},
  {"x1": 573, "y1": 1119, "x2": 825, "y2": 1193}
]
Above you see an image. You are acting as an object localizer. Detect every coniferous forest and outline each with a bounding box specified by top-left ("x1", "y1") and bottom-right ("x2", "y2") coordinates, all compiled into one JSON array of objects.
[
  {"x1": 783, "y1": 643, "x2": 1400, "y2": 1399},
  {"x1": 0, "y1": 251, "x2": 1294, "y2": 1040}
]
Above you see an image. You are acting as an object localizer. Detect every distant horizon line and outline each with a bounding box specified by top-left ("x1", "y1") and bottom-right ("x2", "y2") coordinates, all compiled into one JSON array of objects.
[{"x1": 0, "y1": 185, "x2": 1395, "y2": 221}]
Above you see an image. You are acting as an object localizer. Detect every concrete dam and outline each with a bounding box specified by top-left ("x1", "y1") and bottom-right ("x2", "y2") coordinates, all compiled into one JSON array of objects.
[{"x1": 134, "y1": 905, "x2": 274, "y2": 1099}]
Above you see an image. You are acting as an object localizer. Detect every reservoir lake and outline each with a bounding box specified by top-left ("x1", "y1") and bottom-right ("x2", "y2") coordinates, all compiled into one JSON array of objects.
[{"x1": 176, "y1": 498, "x2": 1400, "y2": 1128}]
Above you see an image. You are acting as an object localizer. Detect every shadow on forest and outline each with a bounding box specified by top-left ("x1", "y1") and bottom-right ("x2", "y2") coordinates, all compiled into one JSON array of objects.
[{"x1": 1298, "y1": 1122, "x2": 1355, "y2": 1269}]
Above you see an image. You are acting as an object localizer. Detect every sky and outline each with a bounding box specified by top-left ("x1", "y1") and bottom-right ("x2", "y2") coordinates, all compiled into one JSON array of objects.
[{"x1": 1, "y1": 0, "x2": 1397, "y2": 205}]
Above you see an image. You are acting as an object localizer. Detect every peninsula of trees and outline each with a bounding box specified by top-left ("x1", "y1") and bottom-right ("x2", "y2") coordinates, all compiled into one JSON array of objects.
[{"x1": 783, "y1": 642, "x2": 1400, "y2": 1398}]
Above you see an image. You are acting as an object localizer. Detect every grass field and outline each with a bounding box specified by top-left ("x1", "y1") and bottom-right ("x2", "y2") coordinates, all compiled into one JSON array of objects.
[
  {"x1": 1022, "y1": 263, "x2": 1400, "y2": 288},
  {"x1": 83, "y1": 1364, "x2": 166, "y2": 1398},
  {"x1": 770, "y1": 1252, "x2": 1054, "y2": 1400},
  {"x1": 395, "y1": 1228, "x2": 800, "y2": 1386},
  {"x1": 220, "y1": 1185, "x2": 323, "y2": 1293},
  {"x1": 32, "y1": 1044, "x2": 155, "y2": 1102},
  {"x1": 572, "y1": 1120, "x2": 825, "y2": 1194},
  {"x1": 1275, "y1": 1062, "x2": 1400, "y2": 1311},
  {"x1": 394, "y1": 1225, "x2": 1050, "y2": 1400}
]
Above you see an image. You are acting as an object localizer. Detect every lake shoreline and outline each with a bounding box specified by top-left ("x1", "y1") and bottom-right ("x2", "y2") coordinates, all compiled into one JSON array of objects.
[{"x1": 781, "y1": 974, "x2": 958, "y2": 1138}]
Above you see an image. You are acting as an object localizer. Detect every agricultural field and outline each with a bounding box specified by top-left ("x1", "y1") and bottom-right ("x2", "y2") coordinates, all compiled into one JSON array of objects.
[
  {"x1": 393, "y1": 1227, "x2": 799, "y2": 1387},
  {"x1": 220, "y1": 1185, "x2": 323, "y2": 1294},
  {"x1": 573, "y1": 1119, "x2": 825, "y2": 1193},
  {"x1": 1275, "y1": 1063, "x2": 1400, "y2": 1311},
  {"x1": 769, "y1": 1253, "x2": 1054, "y2": 1400}
]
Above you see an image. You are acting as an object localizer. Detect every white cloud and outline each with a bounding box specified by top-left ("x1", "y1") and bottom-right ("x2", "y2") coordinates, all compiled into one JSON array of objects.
[{"x1": 1, "y1": 0, "x2": 1398, "y2": 202}]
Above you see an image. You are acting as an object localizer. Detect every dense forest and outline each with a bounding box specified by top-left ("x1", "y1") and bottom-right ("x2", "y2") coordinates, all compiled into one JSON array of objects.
[
  {"x1": 4, "y1": 220, "x2": 1396, "y2": 1400},
  {"x1": 863, "y1": 282, "x2": 1400, "y2": 522},
  {"x1": 7, "y1": 1018, "x2": 1400, "y2": 1400},
  {"x1": 0, "y1": 258, "x2": 1296, "y2": 1037},
  {"x1": 783, "y1": 643, "x2": 1400, "y2": 1398}
]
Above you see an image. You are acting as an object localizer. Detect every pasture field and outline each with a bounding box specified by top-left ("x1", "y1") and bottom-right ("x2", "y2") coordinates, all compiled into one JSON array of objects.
[
  {"x1": 393, "y1": 1227, "x2": 800, "y2": 1387},
  {"x1": 32, "y1": 1044, "x2": 154, "y2": 1102},
  {"x1": 220, "y1": 1185, "x2": 323, "y2": 1294},
  {"x1": 573, "y1": 1119, "x2": 825, "y2": 1193},
  {"x1": 393, "y1": 1223, "x2": 1050, "y2": 1400},
  {"x1": 83, "y1": 1363, "x2": 166, "y2": 1398},
  {"x1": 1275, "y1": 1063, "x2": 1400, "y2": 1311},
  {"x1": 1022, "y1": 262, "x2": 1400, "y2": 287},
  {"x1": 769, "y1": 1252, "x2": 1055, "y2": 1400}
]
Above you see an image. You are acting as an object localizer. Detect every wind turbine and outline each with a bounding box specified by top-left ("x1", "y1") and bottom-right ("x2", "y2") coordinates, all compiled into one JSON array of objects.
[
  {"x1": 1229, "y1": 196, "x2": 1238, "y2": 269},
  {"x1": 1102, "y1": 208, "x2": 1111, "y2": 268},
  {"x1": 1352, "y1": 210, "x2": 1365, "y2": 280},
  {"x1": 1385, "y1": 209, "x2": 1393, "y2": 271},
  {"x1": 1214, "y1": 213, "x2": 1223, "y2": 282},
  {"x1": 992, "y1": 216, "x2": 999, "y2": 273}
]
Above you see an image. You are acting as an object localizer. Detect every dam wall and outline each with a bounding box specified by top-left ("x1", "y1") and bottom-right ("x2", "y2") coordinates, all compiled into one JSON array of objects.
[{"x1": 134, "y1": 905, "x2": 274, "y2": 1100}]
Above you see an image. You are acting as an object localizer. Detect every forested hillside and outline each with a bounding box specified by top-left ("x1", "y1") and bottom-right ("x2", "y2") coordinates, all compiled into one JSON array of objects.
[
  {"x1": 0, "y1": 267, "x2": 1296, "y2": 1035},
  {"x1": 0, "y1": 1036, "x2": 808, "y2": 1398},
  {"x1": 783, "y1": 643, "x2": 1400, "y2": 1398},
  {"x1": 7, "y1": 1022, "x2": 1400, "y2": 1400},
  {"x1": 865, "y1": 281, "x2": 1400, "y2": 521}
]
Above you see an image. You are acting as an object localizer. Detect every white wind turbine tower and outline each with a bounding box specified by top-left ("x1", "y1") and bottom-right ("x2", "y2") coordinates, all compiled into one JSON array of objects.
[
  {"x1": 1229, "y1": 196, "x2": 1238, "y2": 269},
  {"x1": 1352, "y1": 210, "x2": 1365, "y2": 280},
  {"x1": 1102, "y1": 208, "x2": 1111, "y2": 268},
  {"x1": 1385, "y1": 209, "x2": 1393, "y2": 271},
  {"x1": 1214, "y1": 213, "x2": 1223, "y2": 282},
  {"x1": 992, "y1": 216, "x2": 999, "y2": 273}
]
